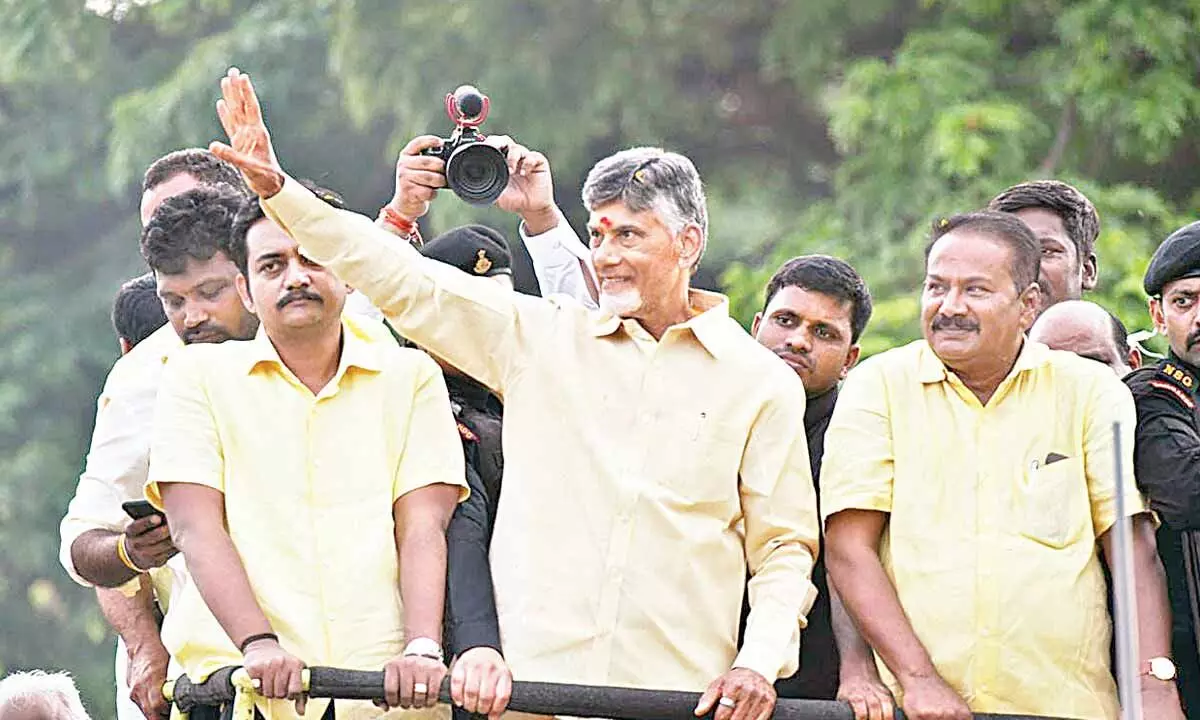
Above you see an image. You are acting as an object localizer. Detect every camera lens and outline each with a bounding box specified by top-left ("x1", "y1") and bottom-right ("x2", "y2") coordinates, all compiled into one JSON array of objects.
[{"x1": 445, "y1": 143, "x2": 509, "y2": 206}]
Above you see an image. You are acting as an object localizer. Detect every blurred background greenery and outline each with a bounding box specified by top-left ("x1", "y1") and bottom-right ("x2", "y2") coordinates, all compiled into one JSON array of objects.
[{"x1": 1, "y1": 1, "x2": 1198, "y2": 717}]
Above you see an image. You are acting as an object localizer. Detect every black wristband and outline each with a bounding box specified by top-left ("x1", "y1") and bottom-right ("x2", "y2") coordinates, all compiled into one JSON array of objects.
[{"x1": 238, "y1": 632, "x2": 279, "y2": 653}]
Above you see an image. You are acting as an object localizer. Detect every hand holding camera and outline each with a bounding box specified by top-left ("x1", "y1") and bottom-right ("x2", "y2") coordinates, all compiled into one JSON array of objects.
[{"x1": 386, "y1": 85, "x2": 559, "y2": 234}]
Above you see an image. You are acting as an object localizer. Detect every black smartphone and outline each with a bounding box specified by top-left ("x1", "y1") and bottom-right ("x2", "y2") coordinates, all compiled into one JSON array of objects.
[{"x1": 122, "y1": 499, "x2": 165, "y2": 521}]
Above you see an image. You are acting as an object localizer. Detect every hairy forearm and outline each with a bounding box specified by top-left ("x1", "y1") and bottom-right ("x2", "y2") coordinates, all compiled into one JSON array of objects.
[
  {"x1": 400, "y1": 520, "x2": 450, "y2": 642},
  {"x1": 96, "y1": 583, "x2": 163, "y2": 654},
  {"x1": 828, "y1": 543, "x2": 937, "y2": 683},
  {"x1": 72, "y1": 529, "x2": 139, "y2": 588},
  {"x1": 829, "y1": 577, "x2": 881, "y2": 680},
  {"x1": 173, "y1": 521, "x2": 271, "y2": 648}
]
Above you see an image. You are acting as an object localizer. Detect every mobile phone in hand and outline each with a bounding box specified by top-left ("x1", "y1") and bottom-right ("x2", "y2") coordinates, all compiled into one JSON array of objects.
[{"x1": 122, "y1": 499, "x2": 165, "y2": 522}]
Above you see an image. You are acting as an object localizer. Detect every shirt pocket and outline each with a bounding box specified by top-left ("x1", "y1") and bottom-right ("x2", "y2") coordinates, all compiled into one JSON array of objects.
[
  {"x1": 668, "y1": 412, "x2": 745, "y2": 504},
  {"x1": 1016, "y1": 457, "x2": 1088, "y2": 549}
]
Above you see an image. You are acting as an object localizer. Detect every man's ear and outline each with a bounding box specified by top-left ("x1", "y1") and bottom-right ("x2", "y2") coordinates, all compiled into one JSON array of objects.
[
  {"x1": 751, "y1": 311, "x2": 763, "y2": 338},
  {"x1": 1081, "y1": 253, "x2": 1098, "y2": 292},
  {"x1": 840, "y1": 345, "x2": 862, "y2": 380},
  {"x1": 1128, "y1": 346, "x2": 1143, "y2": 371},
  {"x1": 676, "y1": 224, "x2": 704, "y2": 271},
  {"x1": 119, "y1": 337, "x2": 133, "y2": 356},
  {"x1": 236, "y1": 273, "x2": 255, "y2": 314},
  {"x1": 1018, "y1": 282, "x2": 1042, "y2": 329},
  {"x1": 1149, "y1": 296, "x2": 1166, "y2": 335}
]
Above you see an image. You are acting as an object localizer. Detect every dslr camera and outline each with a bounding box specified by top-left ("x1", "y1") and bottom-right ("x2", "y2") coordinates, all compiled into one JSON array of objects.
[{"x1": 423, "y1": 85, "x2": 509, "y2": 206}]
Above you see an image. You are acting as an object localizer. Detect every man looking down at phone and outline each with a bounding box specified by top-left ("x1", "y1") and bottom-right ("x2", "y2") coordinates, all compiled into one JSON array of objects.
[
  {"x1": 146, "y1": 185, "x2": 466, "y2": 720},
  {"x1": 210, "y1": 68, "x2": 817, "y2": 720},
  {"x1": 59, "y1": 172, "x2": 258, "y2": 720}
]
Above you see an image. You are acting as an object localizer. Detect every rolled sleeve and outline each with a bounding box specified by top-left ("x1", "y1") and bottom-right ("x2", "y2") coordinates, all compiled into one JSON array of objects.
[
  {"x1": 734, "y1": 373, "x2": 819, "y2": 681},
  {"x1": 145, "y1": 349, "x2": 225, "y2": 508},
  {"x1": 521, "y1": 212, "x2": 598, "y2": 309},
  {"x1": 1084, "y1": 374, "x2": 1145, "y2": 536},
  {"x1": 819, "y1": 361, "x2": 896, "y2": 522},
  {"x1": 262, "y1": 178, "x2": 546, "y2": 395},
  {"x1": 393, "y1": 353, "x2": 468, "y2": 501},
  {"x1": 59, "y1": 385, "x2": 153, "y2": 586}
]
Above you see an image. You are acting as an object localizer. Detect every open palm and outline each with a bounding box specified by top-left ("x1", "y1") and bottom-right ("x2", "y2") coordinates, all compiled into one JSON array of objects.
[{"x1": 209, "y1": 67, "x2": 285, "y2": 198}]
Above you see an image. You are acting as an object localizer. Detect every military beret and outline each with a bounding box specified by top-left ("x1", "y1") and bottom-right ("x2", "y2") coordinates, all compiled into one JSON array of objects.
[
  {"x1": 1144, "y1": 221, "x2": 1200, "y2": 296},
  {"x1": 421, "y1": 224, "x2": 512, "y2": 278}
]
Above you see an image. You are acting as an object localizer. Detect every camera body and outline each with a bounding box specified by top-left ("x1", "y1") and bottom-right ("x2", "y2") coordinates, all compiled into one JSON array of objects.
[{"x1": 422, "y1": 85, "x2": 508, "y2": 206}]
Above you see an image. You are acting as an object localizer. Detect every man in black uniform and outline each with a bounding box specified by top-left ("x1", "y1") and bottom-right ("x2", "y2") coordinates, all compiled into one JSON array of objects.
[
  {"x1": 1126, "y1": 220, "x2": 1200, "y2": 716},
  {"x1": 748, "y1": 255, "x2": 890, "y2": 720},
  {"x1": 420, "y1": 225, "x2": 513, "y2": 720}
]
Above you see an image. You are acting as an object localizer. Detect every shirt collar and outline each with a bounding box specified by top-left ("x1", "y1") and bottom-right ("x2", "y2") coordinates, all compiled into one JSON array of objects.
[
  {"x1": 244, "y1": 316, "x2": 384, "y2": 377},
  {"x1": 916, "y1": 338, "x2": 1051, "y2": 385},
  {"x1": 587, "y1": 289, "x2": 735, "y2": 358}
]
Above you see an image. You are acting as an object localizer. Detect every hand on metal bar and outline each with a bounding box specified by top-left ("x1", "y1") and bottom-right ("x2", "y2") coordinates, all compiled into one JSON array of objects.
[{"x1": 162, "y1": 666, "x2": 1074, "y2": 720}]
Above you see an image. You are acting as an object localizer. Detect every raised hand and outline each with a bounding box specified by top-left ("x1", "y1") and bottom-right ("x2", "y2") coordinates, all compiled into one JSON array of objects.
[
  {"x1": 209, "y1": 67, "x2": 285, "y2": 198},
  {"x1": 385, "y1": 135, "x2": 449, "y2": 222},
  {"x1": 483, "y1": 135, "x2": 560, "y2": 234}
]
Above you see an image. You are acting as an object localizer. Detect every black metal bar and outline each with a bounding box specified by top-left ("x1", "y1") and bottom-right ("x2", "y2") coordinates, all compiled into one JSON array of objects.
[{"x1": 169, "y1": 667, "x2": 1074, "y2": 720}]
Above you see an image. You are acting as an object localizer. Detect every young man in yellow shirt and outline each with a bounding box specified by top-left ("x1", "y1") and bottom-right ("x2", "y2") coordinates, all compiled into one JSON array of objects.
[{"x1": 146, "y1": 186, "x2": 467, "y2": 720}]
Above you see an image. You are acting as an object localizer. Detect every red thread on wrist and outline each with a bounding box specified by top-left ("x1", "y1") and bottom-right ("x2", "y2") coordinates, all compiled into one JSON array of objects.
[{"x1": 379, "y1": 206, "x2": 415, "y2": 234}]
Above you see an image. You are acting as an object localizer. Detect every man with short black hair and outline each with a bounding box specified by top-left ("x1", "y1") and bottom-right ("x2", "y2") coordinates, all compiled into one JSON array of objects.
[
  {"x1": 60, "y1": 178, "x2": 257, "y2": 720},
  {"x1": 749, "y1": 255, "x2": 888, "y2": 719},
  {"x1": 823, "y1": 211, "x2": 1181, "y2": 719},
  {"x1": 989, "y1": 180, "x2": 1101, "y2": 313},
  {"x1": 1029, "y1": 300, "x2": 1141, "y2": 377},
  {"x1": 150, "y1": 184, "x2": 466, "y2": 720},
  {"x1": 112, "y1": 273, "x2": 168, "y2": 354},
  {"x1": 140, "y1": 148, "x2": 247, "y2": 226}
]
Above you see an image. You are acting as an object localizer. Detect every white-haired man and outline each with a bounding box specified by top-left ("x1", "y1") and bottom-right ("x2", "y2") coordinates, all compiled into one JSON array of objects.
[
  {"x1": 0, "y1": 671, "x2": 91, "y2": 720},
  {"x1": 210, "y1": 68, "x2": 818, "y2": 720}
]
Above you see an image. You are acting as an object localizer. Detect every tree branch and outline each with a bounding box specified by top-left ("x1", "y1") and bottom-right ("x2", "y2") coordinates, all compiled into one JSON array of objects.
[{"x1": 1039, "y1": 97, "x2": 1077, "y2": 175}]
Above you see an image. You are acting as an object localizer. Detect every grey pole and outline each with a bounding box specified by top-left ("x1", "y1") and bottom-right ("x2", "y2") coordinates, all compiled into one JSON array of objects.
[{"x1": 1112, "y1": 420, "x2": 1142, "y2": 720}]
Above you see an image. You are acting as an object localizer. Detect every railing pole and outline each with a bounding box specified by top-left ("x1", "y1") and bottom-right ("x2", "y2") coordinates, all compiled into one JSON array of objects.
[{"x1": 1111, "y1": 421, "x2": 1142, "y2": 720}]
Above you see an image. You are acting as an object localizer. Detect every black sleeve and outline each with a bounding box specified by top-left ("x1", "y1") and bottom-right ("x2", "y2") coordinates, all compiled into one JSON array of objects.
[
  {"x1": 1133, "y1": 389, "x2": 1200, "y2": 530},
  {"x1": 444, "y1": 455, "x2": 502, "y2": 656}
]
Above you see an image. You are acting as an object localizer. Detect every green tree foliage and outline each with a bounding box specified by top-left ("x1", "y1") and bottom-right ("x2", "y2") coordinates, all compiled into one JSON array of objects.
[{"x1": 1, "y1": 2, "x2": 1197, "y2": 717}]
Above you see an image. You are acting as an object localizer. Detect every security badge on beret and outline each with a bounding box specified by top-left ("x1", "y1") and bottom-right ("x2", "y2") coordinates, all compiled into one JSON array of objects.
[
  {"x1": 473, "y1": 249, "x2": 492, "y2": 275},
  {"x1": 420, "y1": 224, "x2": 512, "y2": 278},
  {"x1": 1143, "y1": 220, "x2": 1200, "y2": 297}
]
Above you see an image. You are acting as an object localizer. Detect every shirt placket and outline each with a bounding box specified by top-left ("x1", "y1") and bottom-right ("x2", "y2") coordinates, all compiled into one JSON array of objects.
[
  {"x1": 589, "y1": 335, "x2": 657, "y2": 681},
  {"x1": 306, "y1": 393, "x2": 336, "y2": 663}
]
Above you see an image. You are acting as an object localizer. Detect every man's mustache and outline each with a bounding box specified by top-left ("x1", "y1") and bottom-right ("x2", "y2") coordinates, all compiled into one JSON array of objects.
[
  {"x1": 931, "y1": 316, "x2": 979, "y2": 332},
  {"x1": 181, "y1": 323, "x2": 230, "y2": 344},
  {"x1": 277, "y1": 289, "x2": 323, "y2": 309},
  {"x1": 1188, "y1": 329, "x2": 1200, "y2": 349}
]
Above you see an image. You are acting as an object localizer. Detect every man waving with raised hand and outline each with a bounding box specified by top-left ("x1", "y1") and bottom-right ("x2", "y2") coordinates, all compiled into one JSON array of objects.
[{"x1": 211, "y1": 67, "x2": 818, "y2": 720}]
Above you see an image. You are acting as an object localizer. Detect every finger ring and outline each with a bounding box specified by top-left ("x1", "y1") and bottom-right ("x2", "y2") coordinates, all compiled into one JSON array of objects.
[
  {"x1": 413, "y1": 682, "x2": 428, "y2": 695},
  {"x1": 719, "y1": 697, "x2": 736, "y2": 709}
]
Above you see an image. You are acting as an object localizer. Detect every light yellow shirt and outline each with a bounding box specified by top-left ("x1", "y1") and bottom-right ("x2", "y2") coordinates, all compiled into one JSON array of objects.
[
  {"x1": 260, "y1": 178, "x2": 819, "y2": 691},
  {"x1": 821, "y1": 339, "x2": 1144, "y2": 720},
  {"x1": 58, "y1": 322, "x2": 185, "y2": 606},
  {"x1": 146, "y1": 315, "x2": 466, "y2": 720}
]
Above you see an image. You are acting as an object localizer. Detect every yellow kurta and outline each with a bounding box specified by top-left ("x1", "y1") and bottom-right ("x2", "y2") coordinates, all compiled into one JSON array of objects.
[
  {"x1": 147, "y1": 315, "x2": 466, "y2": 720},
  {"x1": 260, "y1": 178, "x2": 820, "y2": 691},
  {"x1": 821, "y1": 339, "x2": 1145, "y2": 720}
]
